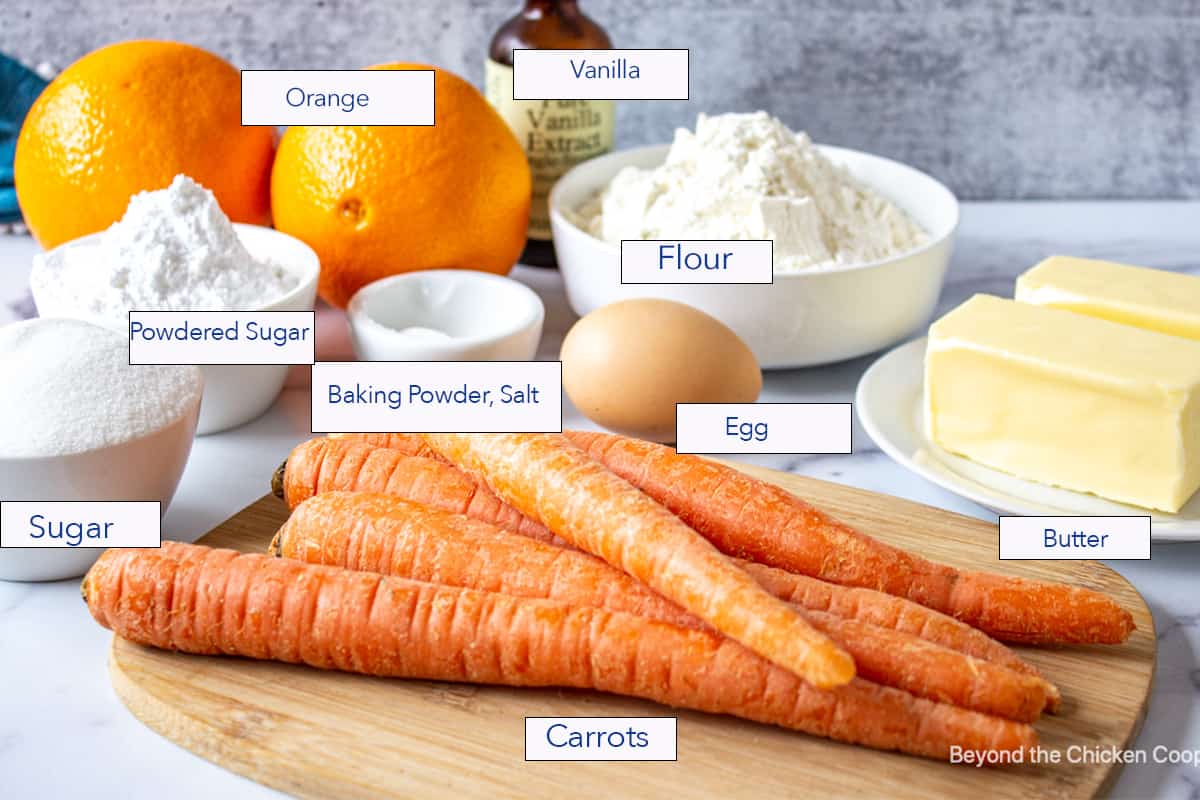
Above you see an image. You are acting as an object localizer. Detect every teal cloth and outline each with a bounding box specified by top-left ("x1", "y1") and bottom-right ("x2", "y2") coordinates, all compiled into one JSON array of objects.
[{"x1": 0, "y1": 54, "x2": 48, "y2": 223}]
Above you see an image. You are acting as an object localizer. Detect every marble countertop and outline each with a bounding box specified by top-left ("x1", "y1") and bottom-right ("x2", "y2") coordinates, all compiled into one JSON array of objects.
[{"x1": 1, "y1": 202, "x2": 1198, "y2": 799}]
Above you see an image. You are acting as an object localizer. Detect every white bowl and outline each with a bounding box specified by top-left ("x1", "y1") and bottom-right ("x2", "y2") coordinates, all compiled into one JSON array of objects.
[
  {"x1": 31, "y1": 224, "x2": 320, "y2": 434},
  {"x1": 347, "y1": 270, "x2": 545, "y2": 361},
  {"x1": 0, "y1": 392, "x2": 200, "y2": 582},
  {"x1": 549, "y1": 144, "x2": 959, "y2": 369}
]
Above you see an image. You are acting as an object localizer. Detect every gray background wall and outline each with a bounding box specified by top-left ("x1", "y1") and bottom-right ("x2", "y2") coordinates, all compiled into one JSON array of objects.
[{"x1": 3, "y1": 0, "x2": 1198, "y2": 200}]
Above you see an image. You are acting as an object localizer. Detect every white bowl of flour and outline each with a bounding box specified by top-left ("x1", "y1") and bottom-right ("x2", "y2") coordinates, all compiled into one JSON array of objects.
[
  {"x1": 550, "y1": 113, "x2": 959, "y2": 369},
  {"x1": 30, "y1": 176, "x2": 320, "y2": 433}
]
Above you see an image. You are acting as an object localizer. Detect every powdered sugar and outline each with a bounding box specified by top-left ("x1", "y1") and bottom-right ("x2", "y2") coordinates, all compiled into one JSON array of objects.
[
  {"x1": 0, "y1": 318, "x2": 202, "y2": 457},
  {"x1": 30, "y1": 175, "x2": 296, "y2": 323},
  {"x1": 578, "y1": 112, "x2": 929, "y2": 272}
]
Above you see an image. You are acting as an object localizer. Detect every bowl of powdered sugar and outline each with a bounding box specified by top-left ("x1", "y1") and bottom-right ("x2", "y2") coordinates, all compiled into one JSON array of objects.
[
  {"x1": 29, "y1": 175, "x2": 320, "y2": 433},
  {"x1": 550, "y1": 112, "x2": 959, "y2": 368},
  {"x1": 0, "y1": 318, "x2": 202, "y2": 582}
]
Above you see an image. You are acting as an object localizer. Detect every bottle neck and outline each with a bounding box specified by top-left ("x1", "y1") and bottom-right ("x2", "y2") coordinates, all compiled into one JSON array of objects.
[{"x1": 523, "y1": 0, "x2": 581, "y2": 19}]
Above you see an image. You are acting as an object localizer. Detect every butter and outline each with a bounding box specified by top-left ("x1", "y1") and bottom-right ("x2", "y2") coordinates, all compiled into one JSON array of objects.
[
  {"x1": 925, "y1": 294, "x2": 1200, "y2": 512},
  {"x1": 1016, "y1": 256, "x2": 1200, "y2": 341}
]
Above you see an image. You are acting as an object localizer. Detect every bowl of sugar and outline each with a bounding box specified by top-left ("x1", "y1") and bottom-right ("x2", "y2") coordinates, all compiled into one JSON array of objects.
[
  {"x1": 0, "y1": 319, "x2": 202, "y2": 582},
  {"x1": 29, "y1": 175, "x2": 320, "y2": 434}
]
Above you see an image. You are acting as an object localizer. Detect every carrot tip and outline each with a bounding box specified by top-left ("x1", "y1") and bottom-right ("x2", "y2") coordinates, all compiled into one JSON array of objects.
[
  {"x1": 271, "y1": 459, "x2": 287, "y2": 500},
  {"x1": 809, "y1": 652, "x2": 857, "y2": 690}
]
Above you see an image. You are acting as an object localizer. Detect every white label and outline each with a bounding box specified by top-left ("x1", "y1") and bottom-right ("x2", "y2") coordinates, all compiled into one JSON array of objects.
[
  {"x1": 0, "y1": 501, "x2": 161, "y2": 549},
  {"x1": 621, "y1": 241, "x2": 773, "y2": 284},
  {"x1": 128, "y1": 311, "x2": 315, "y2": 365},
  {"x1": 512, "y1": 49, "x2": 689, "y2": 100},
  {"x1": 525, "y1": 718, "x2": 677, "y2": 761},
  {"x1": 311, "y1": 361, "x2": 562, "y2": 433},
  {"x1": 241, "y1": 70, "x2": 435, "y2": 125},
  {"x1": 676, "y1": 403, "x2": 853, "y2": 454},
  {"x1": 999, "y1": 516, "x2": 1151, "y2": 560}
]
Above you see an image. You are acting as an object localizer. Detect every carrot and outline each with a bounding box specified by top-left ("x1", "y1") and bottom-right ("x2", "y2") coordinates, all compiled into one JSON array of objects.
[
  {"x1": 319, "y1": 436, "x2": 1053, "y2": 688},
  {"x1": 329, "y1": 432, "x2": 438, "y2": 457},
  {"x1": 422, "y1": 433, "x2": 858, "y2": 688},
  {"x1": 270, "y1": 492, "x2": 693, "y2": 626},
  {"x1": 274, "y1": 437, "x2": 562, "y2": 546},
  {"x1": 274, "y1": 492, "x2": 1050, "y2": 721},
  {"x1": 738, "y1": 557, "x2": 1061, "y2": 713},
  {"x1": 566, "y1": 430, "x2": 1135, "y2": 646},
  {"x1": 84, "y1": 542, "x2": 1036, "y2": 761},
  {"x1": 735, "y1": 560, "x2": 1036, "y2": 676}
]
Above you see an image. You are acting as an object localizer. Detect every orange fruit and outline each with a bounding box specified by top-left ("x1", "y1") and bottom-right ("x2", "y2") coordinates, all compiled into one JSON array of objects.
[
  {"x1": 270, "y1": 64, "x2": 531, "y2": 308},
  {"x1": 15, "y1": 40, "x2": 275, "y2": 248}
]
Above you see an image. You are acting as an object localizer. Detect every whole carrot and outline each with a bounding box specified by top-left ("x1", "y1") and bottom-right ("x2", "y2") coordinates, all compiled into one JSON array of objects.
[
  {"x1": 275, "y1": 437, "x2": 561, "y2": 546},
  {"x1": 274, "y1": 492, "x2": 1050, "y2": 721},
  {"x1": 566, "y1": 430, "x2": 1135, "y2": 645},
  {"x1": 421, "y1": 433, "x2": 857, "y2": 689},
  {"x1": 319, "y1": 436, "x2": 1050, "y2": 686},
  {"x1": 85, "y1": 543, "x2": 1036, "y2": 761}
]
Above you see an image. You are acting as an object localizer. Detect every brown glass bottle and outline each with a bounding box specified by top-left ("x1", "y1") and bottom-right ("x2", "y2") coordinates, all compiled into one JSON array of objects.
[{"x1": 486, "y1": 1, "x2": 615, "y2": 268}]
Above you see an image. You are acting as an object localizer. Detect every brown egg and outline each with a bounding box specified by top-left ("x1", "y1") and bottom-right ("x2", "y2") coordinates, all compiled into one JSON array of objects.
[{"x1": 561, "y1": 299, "x2": 762, "y2": 442}]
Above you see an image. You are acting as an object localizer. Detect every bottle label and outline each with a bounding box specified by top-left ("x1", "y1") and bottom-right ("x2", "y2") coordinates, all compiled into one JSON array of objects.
[{"x1": 485, "y1": 58, "x2": 614, "y2": 241}]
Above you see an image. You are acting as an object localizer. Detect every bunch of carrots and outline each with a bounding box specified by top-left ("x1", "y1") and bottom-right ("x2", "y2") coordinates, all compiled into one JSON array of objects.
[{"x1": 84, "y1": 431, "x2": 1137, "y2": 763}]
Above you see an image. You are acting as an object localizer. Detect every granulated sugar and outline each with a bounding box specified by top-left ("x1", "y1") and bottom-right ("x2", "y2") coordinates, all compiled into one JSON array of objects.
[
  {"x1": 30, "y1": 175, "x2": 296, "y2": 322},
  {"x1": 0, "y1": 319, "x2": 202, "y2": 457}
]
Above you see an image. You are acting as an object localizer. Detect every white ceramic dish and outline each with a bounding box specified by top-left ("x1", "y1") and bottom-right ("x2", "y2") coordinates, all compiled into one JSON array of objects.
[
  {"x1": 856, "y1": 337, "x2": 1200, "y2": 542},
  {"x1": 30, "y1": 223, "x2": 320, "y2": 434},
  {"x1": 0, "y1": 391, "x2": 201, "y2": 582},
  {"x1": 549, "y1": 144, "x2": 958, "y2": 369},
  {"x1": 347, "y1": 270, "x2": 544, "y2": 361}
]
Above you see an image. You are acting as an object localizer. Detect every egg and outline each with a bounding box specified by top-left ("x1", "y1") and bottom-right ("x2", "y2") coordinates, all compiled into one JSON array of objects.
[{"x1": 561, "y1": 299, "x2": 762, "y2": 442}]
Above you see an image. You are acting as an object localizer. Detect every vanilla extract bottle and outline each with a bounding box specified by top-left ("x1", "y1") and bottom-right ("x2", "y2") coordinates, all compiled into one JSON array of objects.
[{"x1": 486, "y1": 0, "x2": 615, "y2": 268}]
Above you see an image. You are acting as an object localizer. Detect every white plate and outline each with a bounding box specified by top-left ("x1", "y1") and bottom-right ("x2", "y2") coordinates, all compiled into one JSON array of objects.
[{"x1": 855, "y1": 337, "x2": 1200, "y2": 542}]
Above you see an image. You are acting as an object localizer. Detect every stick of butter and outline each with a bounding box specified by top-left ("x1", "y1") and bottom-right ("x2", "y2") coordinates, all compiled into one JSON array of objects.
[
  {"x1": 925, "y1": 294, "x2": 1200, "y2": 512},
  {"x1": 1016, "y1": 255, "x2": 1200, "y2": 341}
]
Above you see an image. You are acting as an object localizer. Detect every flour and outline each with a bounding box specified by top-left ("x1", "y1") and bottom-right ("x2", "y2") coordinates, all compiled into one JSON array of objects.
[
  {"x1": 0, "y1": 319, "x2": 202, "y2": 457},
  {"x1": 578, "y1": 112, "x2": 929, "y2": 272},
  {"x1": 30, "y1": 175, "x2": 296, "y2": 323}
]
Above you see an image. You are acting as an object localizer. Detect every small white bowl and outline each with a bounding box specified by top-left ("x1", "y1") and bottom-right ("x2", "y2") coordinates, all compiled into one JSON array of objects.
[
  {"x1": 0, "y1": 392, "x2": 201, "y2": 582},
  {"x1": 549, "y1": 144, "x2": 959, "y2": 369},
  {"x1": 347, "y1": 270, "x2": 545, "y2": 361},
  {"x1": 31, "y1": 224, "x2": 320, "y2": 434}
]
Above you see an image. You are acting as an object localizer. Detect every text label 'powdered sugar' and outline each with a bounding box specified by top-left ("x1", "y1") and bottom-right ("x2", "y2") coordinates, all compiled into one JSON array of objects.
[
  {"x1": 311, "y1": 361, "x2": 563, "y2": 433},
  {"x1": 620, "y1": 240, "x2": 773, "y2": 284},
  {"x1": 128, "y1": 311, "x2": 316, "y2": 365},
  {"x1": 242, "y1": 69, "x2": 435, "y2": 126},
  {"x1": 513, "y1": 49, "x2": 689, "y2": 100},
  {"x1": 1, "y1": 501, "x2": 161, "y2": 549},
  {"x1": 675, "y1": 403, "x2": 853, "y2": 455}
]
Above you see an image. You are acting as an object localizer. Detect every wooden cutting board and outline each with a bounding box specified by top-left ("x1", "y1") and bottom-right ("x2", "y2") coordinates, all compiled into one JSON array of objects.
[{"x1": 109, "y1": 465, "x2": 1155, "y2": 799}]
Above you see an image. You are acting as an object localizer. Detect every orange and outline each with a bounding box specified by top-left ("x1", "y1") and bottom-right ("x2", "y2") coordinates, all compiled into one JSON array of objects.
[
  {"x1": 15, "y1": 40, "x2": 275, "y2": 248},
  {"x1": 270, "y1": 64, "x2": 531, "y2": 308}
]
